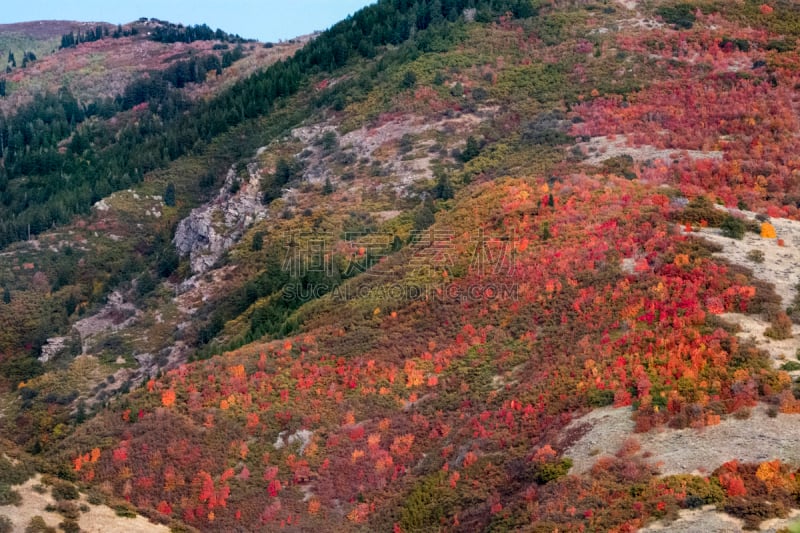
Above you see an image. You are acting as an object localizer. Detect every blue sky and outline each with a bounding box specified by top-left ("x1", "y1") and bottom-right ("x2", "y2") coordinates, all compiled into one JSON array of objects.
[{"x1": 0, "y1": 1, "x2": 376, "y2": 42}]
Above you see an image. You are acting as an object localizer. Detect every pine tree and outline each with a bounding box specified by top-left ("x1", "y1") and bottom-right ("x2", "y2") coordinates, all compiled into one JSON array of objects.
[
  {"x1": 164, "y1": 182, "x2": 176, "y2": 207},
  {"x1": 392, "y1": 235, "x2": 403, "y2": 251},
  {"x1": 251, "y1": 232, "x2": 264, "y2": 251},
  {"x1": 75, "y1": 400, "x2": 87, "y2": 423},
  {"x1": 402, "y1": 70, "x2": 418, "y2": 88},
  {"x1": 414, "y1": 198, "x2": 436, "y2": 230},
  {"x1": 434, "y1": 174, "x2": 454, "y2": 199},
  {"x1": 322, "y1": 177, "x2": 334, "y2": 195},
  {"x1": 461, "y1": 136, "x2": 479, "y2": 162},
  {"x1": 2, "y1": 287, "x2": 10, "y2": 304},
  {"x1": 541, "y1": 221, "x2": 551, "y2": 241}
]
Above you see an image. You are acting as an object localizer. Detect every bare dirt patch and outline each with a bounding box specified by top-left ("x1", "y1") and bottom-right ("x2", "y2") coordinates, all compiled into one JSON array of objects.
[
  {"x1": 292, "y1": 111, "x2": 484, "y2": 193},
  {"x1": 578, "y1": 135, "x2": 722, "y2": 165},
  {"x1": 721, "y1": 313, "x2": 800, "y2": 370},
  {"x1": 565, "y1": 405, "x2": 800, "y2": 477},
  {"x1": 642, "y1": 505, "x2": 800, "y2": 532},
  {"x1": 692, "y1": 212, "x2": 800, "y2": 308},
  {"x1": 616, "y1": 0, "x2": 639, "y2": 9},
  {"x1": 691, "y1": 209, "x2": 800, "y2": 370},
  {"x1": 0, "y1": 474, "x2": 167, "y2": 533},
  {"x1": 73, "y1": 290, "x2": 140, "y2": 354}
]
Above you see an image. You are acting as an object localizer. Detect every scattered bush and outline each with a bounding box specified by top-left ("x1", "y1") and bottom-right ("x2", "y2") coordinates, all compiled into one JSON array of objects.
[
  {"x1": 681, "y1": 196, "x2": 726, "y2": 226},
  {"x1": 657, "y1": 4, "x2": 696, "y2": 29},
  {"x1": 723, "y1": 498, "x2": 787, "y2": 530},
  {"x1": 52, "y1": 482, "x2": 79, "y2": 501},
  {"x1": 663, "y1": 475, "x2": 725, "y2": 508},
  {"x1": 746, "y1": 249, "x2": 765, "y2": 263},
  {"x1": 780, "y1": 361, "x2": 800, "y2": 372},
  {"x1": 25, "y1": 516, "x2": 56, "y2": 533},
  {"x1": 0, "y1": 456, "x2": 34, "y2": 486},
  {"x1": 534, "y1": 458, "x2": 573, "y2": 484},
  {"x1": 721, "y1": 215, "x2": 747, "y2": 239},
  {"x1": 0, "y1": 485, "x2": 21, "y2": 506},
  {"x1": 601, "y1": 155, "x2": 636, "y2": 180},
  {"x1": 765, "y1": 312, "x2": 793, "y2": 340},
  {"x1": 54, "y1": 502, "x2": 80, "y2": 520},
  {"x1": 113, "y1": 503, "x2": 138, "y2": 518},
  {"x1": 58, "y1": 520, "x2": 80, "y2": 533}
]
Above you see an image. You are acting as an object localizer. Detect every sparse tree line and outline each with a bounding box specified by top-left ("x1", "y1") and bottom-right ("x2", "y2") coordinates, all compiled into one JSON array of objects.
[
  {"x1": 2, "y1": 50, "x2": 37, "y2": 74},
  {"x1": 59, "y1": 22, "x2": 245, "y2": 50},
  {"x1": 59, "y1": 25, "x2": 113, "y2": 48}
]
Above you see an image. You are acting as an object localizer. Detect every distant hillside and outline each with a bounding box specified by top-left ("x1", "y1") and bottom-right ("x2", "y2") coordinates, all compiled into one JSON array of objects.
[
  {"x1": 0, "y1": 20, "x2": 302, "y2": 248},
  {"x1": 0, "y1": 21, "x2": 107, "y2": 70},
  {"x1": 0, "y1": 20, "x2": 101, "y2": 40}
]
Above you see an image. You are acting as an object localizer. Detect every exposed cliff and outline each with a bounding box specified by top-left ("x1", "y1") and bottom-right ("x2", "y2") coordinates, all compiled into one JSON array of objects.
[{"x1": 173, "y1": 162, "x2": 267, "y2": 274}]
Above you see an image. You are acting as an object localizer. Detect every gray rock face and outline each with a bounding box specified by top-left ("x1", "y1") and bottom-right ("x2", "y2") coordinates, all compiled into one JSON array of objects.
[
  {"x1": 39, "y1": 336, "x2": 70, "y2": 363},
  {"x1": 174, "y1": 163, "x2": 268, "y2": 274},
  {"x1": 73, "y1": 290, "x2": 139, "y2": 354}
]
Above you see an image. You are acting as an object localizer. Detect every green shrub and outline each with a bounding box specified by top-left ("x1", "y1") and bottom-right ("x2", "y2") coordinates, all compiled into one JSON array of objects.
[
  {"x1": 0, "y1": 485, "x2": 21, "y2": 506},
  {"x1": 657, "y1": 4, "x2": 696, "y2": 29},
  {"x1": 399, "y1": 472, "x2": 454, "y2": 532},
  {"x1": 720, "y1": 37, "x2": 750, "y2": 52},
  {"x1": 662, "y1": 475, "x2": 725, "y2": 508},
  {"x1": 721, "y1": 215, "x2": 746, "y2": 239},
  {"x1": 113, "y1": 503, "x2": 138, "y2": 518},
  {"x1": 55, "y1": 502, "x2": 80, "y2": 520},
  {"x1": 781, "y1": 361, "x2": 800, "y2": 372},
  {"x1": 681, "y1": 196, "x2": 726, "y2": 226},
  {"x1": 601, "y1": 155, "x2": 636, "y2": 180},
  {"x1": 534, "y1": 458, "x2": 573, "y2": 484},
  {"x1": 25, "y1": 516, "x2": 56, "y2": 533},
  {"x1": 58, "y1": 520, "x2": 80, "y2": 533},
  {"x1": 0, "y1": 456, "x2": 34, "y2": 486},
  {"x1": 766, "y1": 39, "x2": 794, "y2": 52},
  {"x1": 51, "y1": 482, "x2": 79, "y2": 501},
  {"x1": 587, "y1": 388, "x2": 614, "y2": 407},
  {"x1": 251, "y1": 231, "x2": 264, "y2": 251},
  {"x1": 85, "y1": 490, "x2": 104, "y2": 506}
]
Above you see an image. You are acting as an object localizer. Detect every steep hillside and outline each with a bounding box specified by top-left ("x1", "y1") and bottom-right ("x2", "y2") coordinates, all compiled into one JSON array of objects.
[{"x1": 6, "y1": 0, "x2": 800, "y2": 531}]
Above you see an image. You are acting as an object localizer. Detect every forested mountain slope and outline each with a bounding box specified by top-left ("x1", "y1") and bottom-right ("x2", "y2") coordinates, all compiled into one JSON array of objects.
[{"x1": 5, "y1": 0, "x2": 800, "y2": 531}]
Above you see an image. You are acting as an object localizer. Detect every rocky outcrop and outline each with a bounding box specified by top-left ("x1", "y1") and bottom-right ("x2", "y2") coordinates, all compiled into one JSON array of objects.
[
  {"x1": 291, "y1": 112, "x2": 484, "y2": 194},
  {"x1": 39, "y1": 336, "x2": 71, "y2": 363},
  {"x1": 73, "y1": 290, "x2": 139, "y2": 354},
  {"x1": 174, "y1": 163, "x2": 268, "y2": 274}
]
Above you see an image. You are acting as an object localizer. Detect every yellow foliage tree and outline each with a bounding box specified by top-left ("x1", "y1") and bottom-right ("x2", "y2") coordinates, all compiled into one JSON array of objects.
[
  {"x1": 761, "y1": 222, "x2": 777, "y2": 238},
  {"x1": 755, "y1": 460, "x2": 784, "y2": 489}
]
